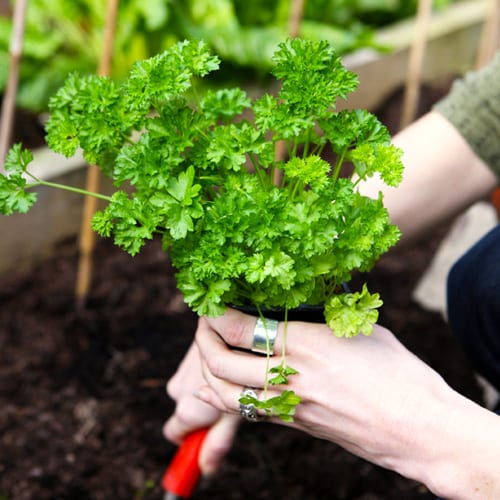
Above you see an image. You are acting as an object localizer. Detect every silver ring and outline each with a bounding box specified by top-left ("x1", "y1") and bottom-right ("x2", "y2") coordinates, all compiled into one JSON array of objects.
[
  {"x1": 239, "y1": 388, "x2": 261, "y2": 422},
  {"x1": 251, "y1": 317, "x2": 279, "y2": 355}
]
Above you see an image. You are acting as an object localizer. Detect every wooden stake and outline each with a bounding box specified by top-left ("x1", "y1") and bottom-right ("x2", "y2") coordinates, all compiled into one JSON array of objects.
[
  {"x1": 288, "y1": 0, "x2": 305, "y2": 38},
  {"x1": 0, "y1": 0, "x2": 28, "y2": 168},
  {"x1": 475, "y1": 0, "x2": 500, "y2": 69},
  {"x1": 399, "y1": 0, "x2": 433, "y2": 130},
  {"x1": 75, "y1": 0, "x2": 119, "y2": 308}
]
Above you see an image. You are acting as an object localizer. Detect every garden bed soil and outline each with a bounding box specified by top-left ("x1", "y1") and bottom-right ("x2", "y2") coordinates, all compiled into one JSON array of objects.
[{"x1": 0, "y1": 81, "x2": 487, "y2": 499}]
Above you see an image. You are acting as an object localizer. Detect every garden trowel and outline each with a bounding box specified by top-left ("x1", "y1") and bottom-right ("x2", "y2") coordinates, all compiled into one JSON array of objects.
[{"x1": 162, "y1": 428, "x2": 209, "y2": 499}]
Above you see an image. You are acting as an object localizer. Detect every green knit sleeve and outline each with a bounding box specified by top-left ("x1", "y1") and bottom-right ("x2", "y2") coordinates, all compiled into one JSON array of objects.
[{"x1": 433, "y1": 52, "x2": 500, "y2": 178}]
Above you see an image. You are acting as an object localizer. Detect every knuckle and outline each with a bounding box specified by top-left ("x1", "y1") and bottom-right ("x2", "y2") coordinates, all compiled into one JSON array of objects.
[
  {"x1": 221, "y1": 392, "x2": 238, "y2": 412},
  {"x1": 166, "y1": 376, "x2": 180, "y2": 399},
  {"x1": 175, "y1": 398, "x2": 198, "y2": 424},
  {"x1": 205, "y1": 354, "x2": 227, "y2": 379},
  {"x1": 162, "y1": 421, "x2": 178, "y2": 444},
  {"x1": 210, "y1": 440, "x2": 233, "y2": 459},
  {"x1": 225, "y1": 318, "x2": 249, "y2": 347}
]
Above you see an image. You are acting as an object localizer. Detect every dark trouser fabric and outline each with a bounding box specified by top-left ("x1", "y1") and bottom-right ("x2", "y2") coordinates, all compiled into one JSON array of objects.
[{"x1": 447, "y1": 224, "x2": 500, "y2": 392}]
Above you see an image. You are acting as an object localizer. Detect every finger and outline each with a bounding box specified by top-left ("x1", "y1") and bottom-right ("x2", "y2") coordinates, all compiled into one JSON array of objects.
[
  {"x1": 196, "y1": 375, "x2": 284, "y2": 416},
  {"x1": 201, "y1": 309, "x2": 287, "y2": 355},
  {"x1": 196, "y1": 383, "x2": 301, "y2": 429},
  {"x1": 163, "y1": 394, "x2": 221, "y2": 445},
  {"x1": 199, "y1": 414, "x2": 240, "y2": 476},
  {"x1": 166, "y1": 342, "x2": 201, "y2": 400},
  {"x1": 196, "y1": 318, "x2": 275, "y2": 388},
  {"x1": 164, "y1": 414, "x2": 240, "y2": 477},
  {"x1": 163, "y1": 414, "x2": 188, "y2": 445}
]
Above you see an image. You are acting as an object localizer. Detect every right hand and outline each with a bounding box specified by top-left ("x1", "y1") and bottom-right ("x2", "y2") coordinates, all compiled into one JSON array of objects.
[{"x1": 163, "y1": 340, "x2": 240, "y2": 476}]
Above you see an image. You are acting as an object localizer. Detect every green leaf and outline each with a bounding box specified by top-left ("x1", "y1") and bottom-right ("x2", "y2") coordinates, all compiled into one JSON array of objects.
[
  {"x1": 239, "y1": 389, "x2": 301, "y2": 422},
  {"x1": 321, "y1": 108, "x2": 390, "y2": 153},
  {"x1": 269, "y1": 363, "x2": 299, "y2": 385},
  {"x1": 45, "y1": 73, "x2": 134, "y2": 166},
  {"x1": 283, "y1": 155, "x2": 330, "y2": 191},
  {"x1": 125, "y1": 39, "x2": 219, "y2": 112},
  {"x1": 91, "y1": 191, "x2": 159, "y2": 255},
  {"x1": 325, "y1": 284, "x2": 383, "y2": 337},
  {"x1": 4, "y1": 143, "x2": 34, "y2": 174},
  {"x1": 166, "y1": 166, "x2": 202, "y2": 204},
  {"x1": 272, "y1": 38, "x2": 359, "y2": 113},
  {"x1": 206, "y1": 124, "x2": 247, "y2": 171},
  {"x1": 0, "y1": 145, "x2": 37, "y2": 215},
  {"x1": 0, "y1": 174, "x2": 37, "y2": 215},
  {"x1": 350, "y1": 142, "x2": 404, "y2": 186},
  {"x1": 201, "y1": 87, "x2": 251, "y2": 121},
  {"x1": 245, "y1": 249, "x2": 296, "y2": 289},
  {"x1": 179, "y1": 272, "x2": 231, "y2": 317},
  {"x1": 158, "y1": 197, "x2": 201, "y2": 240}
]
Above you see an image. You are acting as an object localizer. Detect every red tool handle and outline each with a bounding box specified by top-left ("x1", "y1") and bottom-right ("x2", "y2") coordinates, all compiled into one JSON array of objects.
[{"x1": 162, "y1": 428, "x2": 209, "y2": 498}]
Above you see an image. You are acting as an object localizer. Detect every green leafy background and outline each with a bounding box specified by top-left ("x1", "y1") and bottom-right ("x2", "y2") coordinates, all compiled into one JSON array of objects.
[{"x1": 1, "y1": 0, "x2": 458, "y2": 112}]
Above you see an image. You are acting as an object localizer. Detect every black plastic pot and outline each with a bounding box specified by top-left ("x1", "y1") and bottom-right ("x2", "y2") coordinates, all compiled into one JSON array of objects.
[
  {"x1": 231, "y1": 304, "x2": 325, "y2": 323},
  {"x1": 231, "y1": 283, "x2": 350, "y2": 324}
]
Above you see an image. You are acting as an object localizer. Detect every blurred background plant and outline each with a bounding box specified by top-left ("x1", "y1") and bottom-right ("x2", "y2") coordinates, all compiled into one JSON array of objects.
[{"x1": 0, "y1": 0, "x2": 459, "y2": 113}]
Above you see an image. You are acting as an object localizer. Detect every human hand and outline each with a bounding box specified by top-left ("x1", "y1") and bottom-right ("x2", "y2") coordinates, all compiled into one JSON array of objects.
[
  {"x1": 163, "y1": 341, "x2": 240, "y2": 475},
  {"x1": 192, "y1": 309, "x2": 461, "y2": 491}
]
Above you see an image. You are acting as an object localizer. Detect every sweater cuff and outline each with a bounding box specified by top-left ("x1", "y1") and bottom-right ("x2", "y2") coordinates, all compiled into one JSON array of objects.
[{"x1": 433, "y1": 54, "x2": 500, "y2": 179}]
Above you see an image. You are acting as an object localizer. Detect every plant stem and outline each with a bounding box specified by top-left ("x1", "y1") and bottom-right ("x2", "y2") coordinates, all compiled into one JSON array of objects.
[
  {"x1": 331, "y1": 148, "x2": 347, "y2": 187},
  {"x1": 302, "y1": 129, "x2": 311, "y2": 158},
  {"x1": 190, "y1": 79, "x2": 202, "y2": 110},
  {"x1": 256, "y1": 307, "x2": 272, "y2": 399},
  {"x1": 281, "y1": 308, "x2": 288, "y2": 367},
  {"x1": 28, "y1": 175, "x2": 112, "y2": 201}
]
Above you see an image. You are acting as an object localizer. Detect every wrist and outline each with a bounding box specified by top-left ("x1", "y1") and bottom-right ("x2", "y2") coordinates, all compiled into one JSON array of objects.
[{"x1": 393, "y1": 377, "x2": 500, "y2": 499}]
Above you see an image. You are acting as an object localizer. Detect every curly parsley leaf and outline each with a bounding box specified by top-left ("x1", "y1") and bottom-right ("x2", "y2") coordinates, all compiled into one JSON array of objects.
[
  {"x1": 272, "y1": 38, "x2": 359, "y2": 114},
  {"x1": 269, "y1": 363, "x2": 299, "y2": 385},
  {"x1": 239, "y1": 389, "x2": 301, "y2": 422},
  {"x1": 283, "y1": 155, "x2": 330, "y2": 192},
  {"x1": 350, "y1": 142, "x2": 404, "y2": 186},
  {"x1": 0, "y1": 144, "x2": 37, "y2": 215},
  {"x1": 201, "y1": 87, "x2": 251, "y2": 121},
  {"x1": 325, "y1": 284, "x2": 383, "y2": 337}
]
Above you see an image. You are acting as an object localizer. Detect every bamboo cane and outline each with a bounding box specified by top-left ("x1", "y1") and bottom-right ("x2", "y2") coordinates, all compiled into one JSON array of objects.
[
  {"x1": 273, "y1": 0, "x2": 306, "y2": 186},
  {"x1": 288, "y1": 0, "x2": 305, "y2": 38},
  {"x1": 0, "y1": 0, "x2": 28, "y2": 169},
  {"x1": 475, "y1": 0, "x2": 500, "y2": 69},
  {"x1": 75, "y1": 0, "x2": 119, "y2": 308},
  {"x1": 399, "y1": 0, "x2": 433, "y2": 130}
]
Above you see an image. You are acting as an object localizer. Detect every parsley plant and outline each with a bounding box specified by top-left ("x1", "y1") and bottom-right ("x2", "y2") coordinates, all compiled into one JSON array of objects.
[{"x1": 0, "y1": 38, "x2": 404, "y2": 419}]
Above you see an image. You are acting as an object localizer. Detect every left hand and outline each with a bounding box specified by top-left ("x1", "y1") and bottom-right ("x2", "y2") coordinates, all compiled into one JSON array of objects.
[{"x1": 192, "y1": 308, "x2": 455, "y2": 487}]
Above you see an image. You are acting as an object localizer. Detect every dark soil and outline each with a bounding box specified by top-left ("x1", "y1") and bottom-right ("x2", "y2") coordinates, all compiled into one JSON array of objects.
[{"x1": 0, "y1": 82, "x2": 486, "y2": 499}]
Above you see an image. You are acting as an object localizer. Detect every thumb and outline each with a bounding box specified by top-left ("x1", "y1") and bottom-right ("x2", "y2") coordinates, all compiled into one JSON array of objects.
[{"x1": 199, "y1": 414, "x2": 240, "y2": 476}]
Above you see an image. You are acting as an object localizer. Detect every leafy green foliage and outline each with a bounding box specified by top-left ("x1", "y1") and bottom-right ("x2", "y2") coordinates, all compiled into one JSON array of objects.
[
  {"x1": 269, "y1": 363, "x2": 299, "y2": 385},
  {"x1": 0, "y1": 38, "x2": 405, "y2": 419},
  {"x1": 239, "y1": 389, "x2": 301, "y2": 422},
  {"x1": 0, "y1": 0, "x2": 173, "y2": 112},
  {"x1": 325, "y1": 284, "x2": 383, "y2": 337},
  {"x1": 0, "y1": 0, "x2": 460, "y2": 112},
  {"x1": 0, "y1": 145, "x2": 37, "y2": 214}
]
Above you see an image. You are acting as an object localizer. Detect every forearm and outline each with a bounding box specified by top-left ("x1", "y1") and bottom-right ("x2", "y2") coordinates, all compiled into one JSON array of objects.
[
  {"x1": 194, "y1": 312, "x2": 500, "y2": 496},
  {"x1": 358, "y1": 111, "x2": 498, "y2": 245},
  {"x1": 394, "y1": 380, "x2": 500, "y2": 499}
]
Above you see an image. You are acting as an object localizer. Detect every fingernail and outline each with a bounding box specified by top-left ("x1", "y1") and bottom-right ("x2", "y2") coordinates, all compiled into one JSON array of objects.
[{"x1": 193, "y1": 386, "x2": 210, "y2": 402}]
